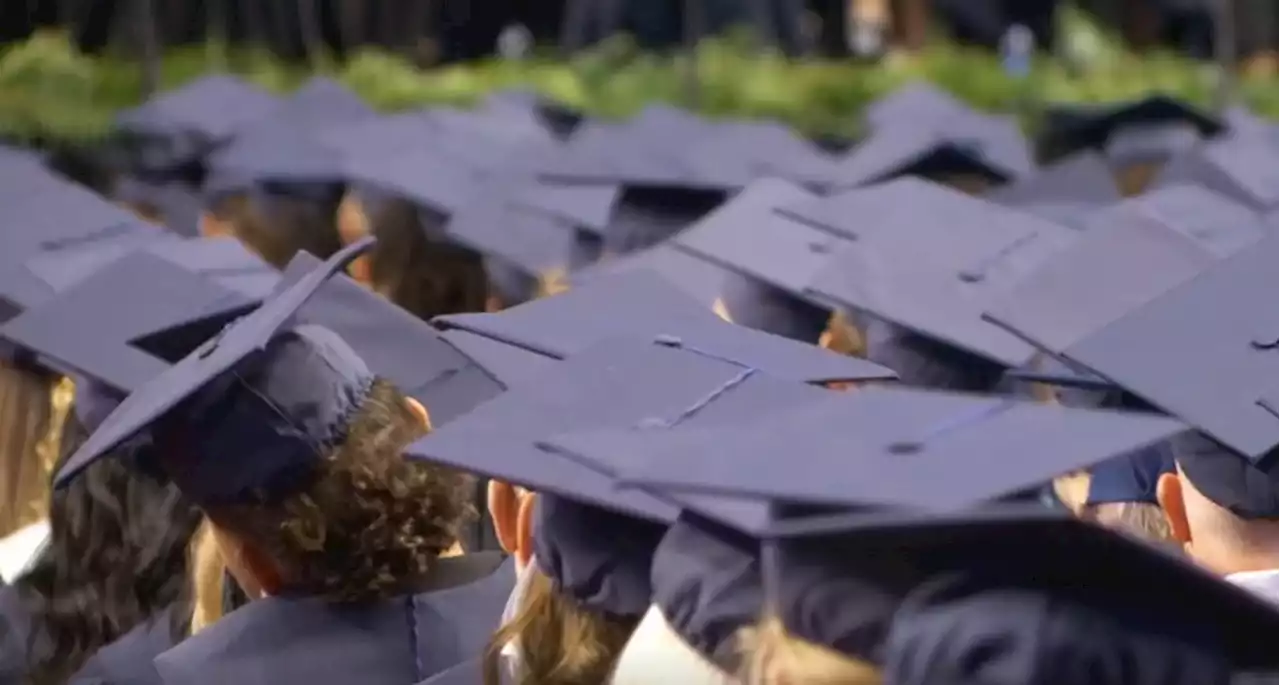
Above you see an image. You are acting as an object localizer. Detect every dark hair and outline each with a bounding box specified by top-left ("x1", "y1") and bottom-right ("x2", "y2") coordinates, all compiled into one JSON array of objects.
[
  {"x1": 18, "y1": 413, "x2": 201, "y2": 685},
  {"x1": 209, "y1": 190, "x2": 342, "y2": 269},
  {"x1": 204, "y1": 380, "x2": 475, "y2": 602},
  {"x1": 367, "y1": 198, "x2": 490, "y2": 320}
]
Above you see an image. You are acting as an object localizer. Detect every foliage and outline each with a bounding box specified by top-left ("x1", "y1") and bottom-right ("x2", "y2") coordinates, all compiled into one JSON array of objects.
[{"x1": 0, "y1": 21, "x2": 1274, "y2": 145}]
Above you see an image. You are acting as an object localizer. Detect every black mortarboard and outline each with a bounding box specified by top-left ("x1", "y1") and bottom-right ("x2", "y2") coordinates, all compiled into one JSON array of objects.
[
  {"x1": 1103, "y1": 119, "x2": 1204, "y2": 167},
  {"x1": 274, "y1": 252, "x2": 505, "y2": 426},
  {"x1": 1056, "y1": 234, "x2": 1278, "y2": 505},
  {"x1": 1150, "y1": 137, "x2": 1279, "y2": 213},
  {"x1": 985, "y1": 152, "x2": 1122, "y2": 228},
  {"x1": 52, "y1": 236, "x2": 376, "y2": 504},
  {"x1": 985, "y1": 188, "x2": 1265, "y2": 356},
  {"x1": 0, "y1": 250, "x2": 262, "y2": 394},
  {"x1": 438, "y1": 329, "x2": 556, "y2": 390},
  {"x1": 443, "y1": 178, "x2": 579, "y2": 285},
  {"x1": 584, "y1": 386, "x2": 1187, "y2": 512},
  {"x1": 1085, "y1": 444, "x2": 1177, "y2": 506},
  {"x1": 507, "y1": 182, "x2": 620, "y2": 235},
  {"x1": 863, "y1": 83, "x2": 975, "y2": 131},
  {"x1": 433, "y1": 270, "x2": 896, "y2": 384},
  {"x1": 798, "y1": 182, "x2": 1075, "y2": 368}
]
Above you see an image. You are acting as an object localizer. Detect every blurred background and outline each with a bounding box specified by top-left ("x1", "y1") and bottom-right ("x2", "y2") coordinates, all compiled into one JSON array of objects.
[{"x1": 0, "y1": 0, "x2": 1275, "y2": 145}]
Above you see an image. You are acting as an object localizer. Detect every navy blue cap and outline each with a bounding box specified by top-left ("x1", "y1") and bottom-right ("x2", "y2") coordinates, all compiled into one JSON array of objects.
[
  {"x1": 443, "y1": 178, "x2": 579, "y2": 281},
  {"x1": 1103, "y1": 120, "x2": 1203, "y2": 166},
  {"x1": 602, "y1": 191, "x2": 725, "y2": 255},
  {"x1": 687, "y1": 120, "x2": 840, "y2": 188},
  {"x1": 439, "y1": 327, "x2": 557, "y2": 390},
  {"x1": 407, "y1": 335, "x2": 834, "y2": 534},
  {"x1": 1040, "y1": 95, "x2": 1222, "y2": 158},
  {"x1": 274, "y1": 252, "x2": 505, "y2": 427},
  {"x1": 507, "y1": 182, "x2": 620, "y2": 234},
  {"x1": 1086, "y1": 444, "x2": 1177, "y2": 506},
  {"x1": 985, "y1": 152, "x2": 1122, "y2": 228},
  {"x1": 1059, "y1": 231, "x2": 1278, "y2": 463},
  {"x1": 984, "y1": 190, "x2": 1265, "y2": 357},
  {"x1": 116, "y1": 74, "x2": 282, "y2": 146},
  {"x1": 0, "y1": 249, "x2": 262, "y2": 393},
  {"x1": 1151, "y1": 137, "x2": 1279, "y2": 213},
  {"x1": 1083, "y1": 185, "x2": 1266, "y2": 257},
  {"x1": 53, "y1": 236, "x2": 376, "y2": 503},
  {"x1": 863, "y1": 83, "x2": 975, "y2": 132},
  {"x1": 433, "y1": 270, "x2": 896, "y2": 384},
  {"x1": 798, "y1": 182, "x2": 1075, "y2": 368},
  {"x1": 570, "y1": 244, "x2": 738, "y2": 311},
  {"x1": 560, "y1": 386, "x2": 1187, "y2": 514}
]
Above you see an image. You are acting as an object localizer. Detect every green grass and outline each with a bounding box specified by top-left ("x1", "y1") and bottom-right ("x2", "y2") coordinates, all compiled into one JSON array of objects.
[{"x1": 0, "y1": 15, "x2": 1274, "y2": 145}]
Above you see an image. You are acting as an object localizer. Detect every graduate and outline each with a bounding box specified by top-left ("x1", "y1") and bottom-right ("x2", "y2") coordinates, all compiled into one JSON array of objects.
[
  {"x1": 52, "y1": 240, "x2": 512, "y2": 683},
  {"x1": 546, "y1": 384, "x2": 1277, "y2": 684},
  {"x1": 1078, "y1": 446, "x2": 1178, "y2": 545}
]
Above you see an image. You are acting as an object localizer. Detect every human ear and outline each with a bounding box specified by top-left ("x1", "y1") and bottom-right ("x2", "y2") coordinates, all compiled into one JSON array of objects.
[
  {"x1": 1156, "y1": 472, "x2": 1192, "y2": 549},
  {"x1": 489, "y1": 480, "x2": 522, "y2": 557}
]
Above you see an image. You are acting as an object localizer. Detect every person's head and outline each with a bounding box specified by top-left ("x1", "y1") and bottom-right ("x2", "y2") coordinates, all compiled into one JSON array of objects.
[
  {"x1": 19, "y1": 410, "x2": 202, "y2": 685},
  {"x1": 738, "y1": 616, "x2": 883, "y2": 685},
  {"x1": 1157, "y1": 434, "x2": 1279, "y2": 576},
  {"x1": 1080, "y1": 446, "x2": 1178, "y2": 545},
  {"x1": 359, "y1": 196, "x2": 489, "y2": 320},
  {"x1": 1082, "y1": 501, "x2": 1175, "y2": 543},
  {"x1": 483, "y1": 489, "x2": 656, "y2": 685},
  {"x1": 197, "y1": 378, "x2": 474, "y2": 602},
  {"x1": 201, "y1": 189, "x2": 342, "y2": 269},
  {"x1": 0, "y1": 360, "x2": 60, "y2": 538}
]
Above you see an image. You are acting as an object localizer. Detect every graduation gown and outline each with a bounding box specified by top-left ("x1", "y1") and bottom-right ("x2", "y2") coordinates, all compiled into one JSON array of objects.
[
  {"x1": 68, "y1": 605, "x2": 185, "y2": 685},
  {"x1": 0, "y1": 585, "x2": 31, "y2": 685},
  {"x1": 152, "y1": 553, "x2": 513, "y2": 685}
]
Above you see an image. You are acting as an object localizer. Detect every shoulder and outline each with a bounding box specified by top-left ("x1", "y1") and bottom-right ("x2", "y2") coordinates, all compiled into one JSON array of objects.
[{"x1": 69, "y1": 610, "x2": 182, "y2": 685}]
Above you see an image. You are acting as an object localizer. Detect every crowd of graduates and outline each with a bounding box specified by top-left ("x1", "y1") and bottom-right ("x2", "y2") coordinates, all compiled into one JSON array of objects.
[{"x1": 0, "y1": 72, "x2": 1275, "y2": 685}]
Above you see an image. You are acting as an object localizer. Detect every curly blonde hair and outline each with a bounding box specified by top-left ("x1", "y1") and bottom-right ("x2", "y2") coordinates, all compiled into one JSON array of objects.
[
  {"x1": 204, "y1": 380, "x2": 475, "y2": 602},
  {"x1": 738, "y1": 616, "x2": 883, "y2": 685}
]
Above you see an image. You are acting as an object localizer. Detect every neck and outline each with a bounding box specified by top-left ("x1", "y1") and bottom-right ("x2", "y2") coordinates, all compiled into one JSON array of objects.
[{"x1": 1195, "y1": 521, "x2": 1280, "y2": 576}]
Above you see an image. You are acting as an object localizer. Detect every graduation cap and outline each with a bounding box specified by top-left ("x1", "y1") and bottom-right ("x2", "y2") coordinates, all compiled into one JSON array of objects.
[
  {"x1": 794, "y1": 182, "x2": 1075, "y2": 369},
  {"x1": 1055, "y1": 232, "x2": 1278, "y2": 472},
  {"x1": 0, "y1": 249, "x2": 263, "y2": 394},
  {"x1": 438, "y1": 329, "x2": 556, "y2": 390},
  {"x1": 51, "y1": 236, "x2": 376, "y2": 503},
  {"x1": 345, "y1": 143, "x2": 484, "y2": 217},
  {"x1": 433, "y1": 270, "x2": 896, "y2": 385},
  {"x1": 1085, "y1": 444, "x2": 1176, "y2": 507},
  {"x1": 406, "y1": 335, "x2": 836, "y2": 530},
  {"x1": 274, "y1": 252, "x2": 505, "y2": 426},
  {"x1": 687, "y1": 120, "x2": 841, "y2": 189},
  {"x1": 506, "y1": 182, "x2": 620, "y2": 236},
  {"x1": 1150, "y1": 138, "x2": 1279, "y2": 213},
  {"x1": 113, "y1": 177, "x2": 204, "y2": 237},
  {"x1": 863, "y1": 83, "x2": 976, "y2": 132},
  {"x1": 985, "y1": 152, "x2": 1122, "y2": 228},
  {"x1": 570, "y1": 244, "x2": 738, "y2": 312},
  {"x1": 826, "y1": 124, "x2": 1027, "y2": 190},
  {"x1": 1039, "y1": 95, "x2": 1222, "y2": 161}
]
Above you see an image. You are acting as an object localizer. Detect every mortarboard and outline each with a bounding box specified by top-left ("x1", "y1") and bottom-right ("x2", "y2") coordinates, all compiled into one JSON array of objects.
[
  {"x1": 864, "y1": 82, "x2": 975, "y2": 132},
  {"x1": 985, "y1": 189, "x2": 1264, "y2": 356},
  {"x1": 438, "y1": 329, "x2": 556, "y2": 390},
  {"x1": 52, "y1": 236, "x2": 376, "y2": 503},
  {"x1": 0, "y1": 250, "x2": 263, "y2": 394},
  {"x1": 984, "y1": 152, "x2": 1122, "y2": 228},
  {"x1": 433, "y1": 270, "x2": 896, "y2": 385},
  {"x1": 686, "y1": 120, "x2": 841, "y2": 189},
  {"x1": 1038, "y1": 95, "x2": 1222, "y2": 161},
  {"x1": 796, "y1": 181, "x2": 1075, "y2": 368},
  {"x1": 443, "y1": 177, "x2": 580, "y2": 287},
  {"x1": 826, "y1": 123, "x2": 1026, "y2": 190},
  {"x1": 569, "y1": 243, "x2": 739, "y2": 312},
  {"x1": 274, "y1": 252, "x2": 505, "y2": 426},
  {"x1": 1052, "y1": 234, "x2": 1278, "y2": 517},
  {"x1": 346, "y1": 144, "x2": 484, "y2": 218},
  {"x1": 1080, "y1": 185, "x2": 1268, "y2": 258},
  {"x1": 506, "y1": 182, "x2": 620, "y2": 236},
  {"x1": 1150, "y1": 137, "x2": 1279, "y2": 213},
  {"x1": 1085, "y1": 444, "x2": 1177, "y2": 507},
  {"x1": 560, "y1": 385, "x2": 1187, "y2": 514},
  {"x1": 1103, "y1": 120, "x2": 1204, "y2": 167}
]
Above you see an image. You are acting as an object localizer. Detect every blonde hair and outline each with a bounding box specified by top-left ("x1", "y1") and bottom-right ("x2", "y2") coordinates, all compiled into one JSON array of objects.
[
  {"x1": 1083, "y1": 501, "x2": 1175, "y2": 544},
  {"x1": 738, "y1": 616, "x2": 882, "y2": 685},
  {"x1": 189, "y1": 519, "x2": 227, "y2": 634},
  {"x1": 819, "y1": 311, "x2": 866, "y2": 357},
  {"x1": 485, "y1": 569, "x2": 639, "y2": 685},
  {"x1": 0, "y1": 365, "x2": 64, "y2": 537}
]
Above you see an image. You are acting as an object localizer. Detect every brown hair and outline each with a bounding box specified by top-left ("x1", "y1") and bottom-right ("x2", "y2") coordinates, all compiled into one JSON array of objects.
[
  {"x1": 367, "y1": 198, "x2": 489, "y2": 320},
  {"x1": 738, "y1": 616, "x2": 883, "y2": 685},
  {"x1": 207, "y1": 192, "x2": 342, "y2": 269},
  {"x1": 0, "y1": 363, "x2": 61, "y2": 537},
  {"x1": 1082, "y1": 501, "x2": 1175, "y2": 545},
  {"x1": 484, "y1": 569, "x2": 639, "y2": 685},
  {"x1": 1114, "y1": 161, "x2": 1162, "y2": 197},
  {"x1": 203, "y1": 380, "x2": 474, "y2": 602}
]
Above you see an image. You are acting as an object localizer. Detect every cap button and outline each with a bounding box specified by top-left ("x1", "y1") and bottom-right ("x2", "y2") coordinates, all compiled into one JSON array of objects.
[
  {"x1": 808, "y1": 240, "x2": 831, "y2": 254},
  {"x1": 887, "y1": 440, "x2": 924, "y2": 455},
  {"x1": 957, "y1": 270, "x2": 985, "y2": 283},
  {"x1": 654, "y1": 334, "x2": 684, "y2": 347}
]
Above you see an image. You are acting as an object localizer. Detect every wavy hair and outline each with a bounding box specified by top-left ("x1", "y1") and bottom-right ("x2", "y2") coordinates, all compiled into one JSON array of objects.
[
  {"x1": 203, "y1": 380, "x2": 474, "y2": 602},
  {"x1": 18, "y1": 412, "x2": 202, "y2": 685},
  {"x1": 0, "y1": 361, "x2": 59, "y2": 538}
]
